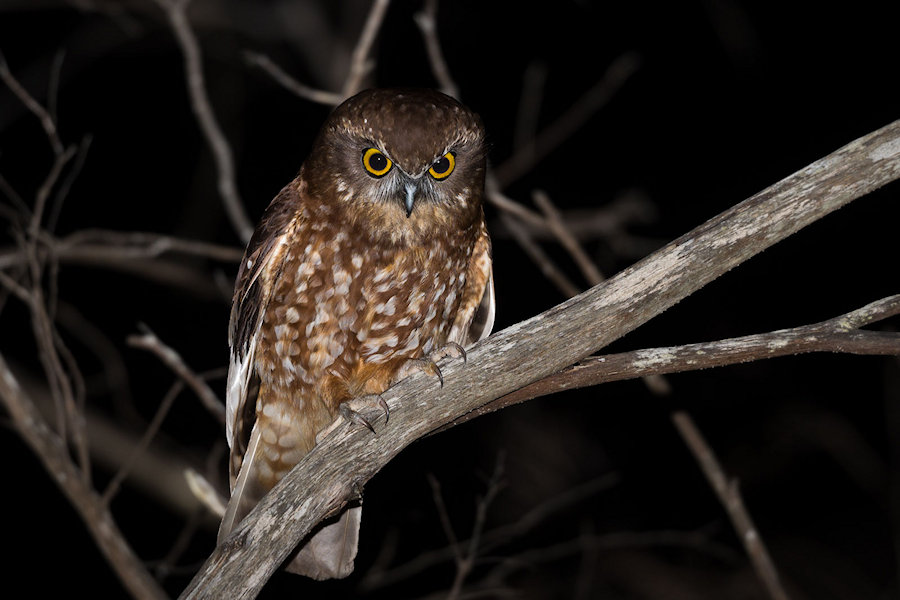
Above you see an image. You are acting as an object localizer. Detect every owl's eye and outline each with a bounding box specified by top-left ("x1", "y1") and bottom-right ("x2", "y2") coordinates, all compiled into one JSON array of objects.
[
  {"x1": 362, "y1": 148, "x2": 392, "y2": 177},
  {"x1": 428, "y1": 152, "x2": 456, "y2": 180}
]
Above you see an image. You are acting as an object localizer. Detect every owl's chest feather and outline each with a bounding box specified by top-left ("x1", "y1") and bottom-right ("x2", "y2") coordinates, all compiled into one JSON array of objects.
[{"x1": 256, "y1": 215, "x2": 473, "y2": 401}]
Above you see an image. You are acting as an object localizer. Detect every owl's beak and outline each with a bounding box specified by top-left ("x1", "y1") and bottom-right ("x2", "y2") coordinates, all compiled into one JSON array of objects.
[{"x1": 403, "y1": 182, "x2": 417, "y2": 218}]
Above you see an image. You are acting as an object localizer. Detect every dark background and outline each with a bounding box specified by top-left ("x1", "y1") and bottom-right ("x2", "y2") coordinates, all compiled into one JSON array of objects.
[{"x1": 1, "y1": 0, "x2": 898, "y2": 597}]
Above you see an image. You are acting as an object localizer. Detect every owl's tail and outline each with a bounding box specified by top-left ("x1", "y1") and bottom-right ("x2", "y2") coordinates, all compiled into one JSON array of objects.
[
  {"x1": 218, "y1": 421, "x2": 361, "y2": 579},
  {"x1": 285, "y1": 506, "x2": 361, "y2": 579}
]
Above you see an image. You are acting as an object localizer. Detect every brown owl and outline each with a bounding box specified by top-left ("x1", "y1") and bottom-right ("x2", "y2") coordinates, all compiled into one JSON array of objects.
[{"x1": 219, "y1": 89, "x2": 495, "y2": 579}]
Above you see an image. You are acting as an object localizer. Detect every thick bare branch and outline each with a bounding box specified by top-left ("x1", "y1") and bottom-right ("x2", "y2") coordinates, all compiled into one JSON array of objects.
[
  {"x1": 445, "y1": 294, "x2": 900, "y2": 428},
  {"x1": 180, "y1": 119, "x2": 900, "y2": 598}
]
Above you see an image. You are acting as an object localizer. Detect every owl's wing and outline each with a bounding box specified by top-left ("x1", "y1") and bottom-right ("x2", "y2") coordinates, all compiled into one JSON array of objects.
[
  {"x1": 451, "y1": 222, "x2": 495, "y2": 347},
  {"x1": 221, "y1": 182, "x2": 299, "y2": 540}
]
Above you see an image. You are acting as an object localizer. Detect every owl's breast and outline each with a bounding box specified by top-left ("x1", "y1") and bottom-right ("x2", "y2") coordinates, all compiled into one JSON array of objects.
[{"x1": 256, "y1": 217, "x2": 474, "y2": 403}]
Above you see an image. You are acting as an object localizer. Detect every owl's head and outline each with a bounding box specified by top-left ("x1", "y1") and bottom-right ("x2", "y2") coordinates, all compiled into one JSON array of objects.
[{"x1": 302, "y1": 89, "x2": 487, "y2": 244}]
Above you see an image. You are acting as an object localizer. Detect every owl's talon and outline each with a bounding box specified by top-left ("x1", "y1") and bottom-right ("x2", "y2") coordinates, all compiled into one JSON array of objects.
[
  {"x1": 433, "y1": 341, "x2": 466, "y2": 364},
  {"x1": 340, "y1": 402, "x2": 376, "y2": 434},
  {"x1": 378, "y1": 395, "x2": 390, "y2": 425},
  {"x1": 333, "y1": 394, "x2": 389, "y2": 438},
  {"x1": 394, "y1": 342, "x2": 472, "y2": 388},
  {"x1": 395, "y1": 357, "x2": 443, "y2": 387}
]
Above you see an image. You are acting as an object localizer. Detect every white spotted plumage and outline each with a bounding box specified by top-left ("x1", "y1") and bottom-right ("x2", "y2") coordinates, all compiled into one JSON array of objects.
[{"x1": 220, "y1": 89, "x2": 494, "y2": 580}]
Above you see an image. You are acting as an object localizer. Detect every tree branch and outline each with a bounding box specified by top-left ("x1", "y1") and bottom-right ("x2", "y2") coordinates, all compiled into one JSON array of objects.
[
  {"x1": 0, "y1": 230, "x2": 242, "y2": 269},
  {"x1": 128, "y1": 325, "x2": 226, "y2": 425},
  {"x1": 414, "y1": 0, "x2": 459, "y2": 99},
  {"x1": 154, "y1": 0, "x2": 254, "y2": 243},
  {"x1": 443, "y1": 294, "x2": 900, "y2": 429},
  {"x1": 492, "y1": 52, "x2": 641, "y2": 188},
  {"x1": 0, "y1": 50, "x2": 64, "y2": 156},
  {"x1": 0, "y1": 355, "x2": 168, "y2": 600},
  {"x1": 672, "y1": 411, "x2": 791, "y2": 600},
  {"x1": 242, "y1": 51, "x2": 343, "y2": 106},
  {"x1": 180, "y1": 119, "x2": 900, "y2": 598},
  {"x1": 340, "y1": 0, "x2": 391, "y2": 98}
]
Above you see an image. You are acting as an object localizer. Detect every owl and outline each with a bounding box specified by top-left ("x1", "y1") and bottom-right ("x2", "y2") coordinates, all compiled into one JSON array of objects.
[{"x1": 218, "y1": 89, "x2": 495, "y2": 579}]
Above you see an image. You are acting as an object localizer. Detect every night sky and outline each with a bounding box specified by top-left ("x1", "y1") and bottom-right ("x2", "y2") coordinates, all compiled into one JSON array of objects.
[{"x1": 1, "y1": 1, "x2": 898, "y2": 598}]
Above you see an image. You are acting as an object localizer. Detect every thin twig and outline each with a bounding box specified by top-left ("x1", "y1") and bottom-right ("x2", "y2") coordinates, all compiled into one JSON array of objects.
[
  {"x1": 63, "y1": 229, "x2": 244, "y2": 262},
  {"x1": 360, "y1": 473, "x2": 618, "y2": 592},
  {"x1": 55, "y1": 301, "x2": 132, "y2": 413},
  {"x1": 0, "y1": 172, "x2": 30, "y2": 219},
  {"x1": 493, "y1": 52, "x2": 641, "y2": 188},
  {"x1": 102, "y1": 380, "x2": 184, "y2": 505},
  {"x1": 485, "y1": 175, "x2": 548, "y2": 230},
  {"x1": 153, "y1": 506, "x2": 208, "y2": 582},
  {"x1": 47, "y1": 48, "x2": 66, "y2": 126},
  {"x1": 47, "y1": 133, "x2": 93, "y2": 232},
  {"x1": 672, "y1": 412, "x2": 791, "y2": 600},
  {"x1": 341, "y1": 0, "x2": 391, "y2": 98},
  {"x1": 0, "y1": 229, "x2": 244, "y2": 270},
  {"x1": 512, "y1": 60, "x2": 548, "y2": 150},
  {"x1": 127, "y1": 326, "x2": 226, "y2": 424},
  {"x1": 0, "y1": 50, "x2": 64, "y2": 156},
  {"x1": 448, "y1": 453, "x2": 506, "y2": 599},
  {"x1": 154, "y1": 0, "x2": 254, "y2": 243},
  {"x1": 9, "y1": 221, "x2": 92, "y2": 482},
  {"x1": 414, "y1": 0, "x2": 459, "y2": 99},
  {"x1": 243, "y1": 51, "x2": 343, "y2": 106},
  {"x1": 495, "y1": 190, "x2": 659, "y2": 242},
  {"x1": 484, "y1": 528, "x2": 739, "y2": 586},
  {"x1": 533, "y1": 189, "x2": 605, "y2": 285},
  {"x1": 501, "y1": 213, "x2": 581, "y2": 298},
  {"x1": 427, "y1": 474, "x2": 463, "y2": 563},
  {"x1": 32, "y1": 144, "x2": 77, "y2": 236},
  {"x1": 361, "y1": 474, "x2": 617, "y2": 591}
]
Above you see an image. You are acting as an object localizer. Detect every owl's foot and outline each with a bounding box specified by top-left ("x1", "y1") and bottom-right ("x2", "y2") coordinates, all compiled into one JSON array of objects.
[
  {"x1": 394, "y1": 342, "x2": 467, "y2": 388},
  {"x1": 317, "y1": 394, "x2": 389, "y2": 443},
  {"x1": 431, "y1": 341, "x2": 467, "y2": 364}
]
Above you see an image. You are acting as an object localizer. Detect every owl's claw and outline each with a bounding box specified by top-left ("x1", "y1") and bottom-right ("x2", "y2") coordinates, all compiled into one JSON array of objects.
[
  {"x1": 396, "y1": 356, "x2": 444, "y2": 387},
  {"x1": 339, "y1": 394, "x2": 389, "y2": 434},
  {"x1": 317, "y1": 394, "x2": 388, "y2": 443},
  {"x1": 340, "y1": 402, "x2": 376, "y2": 434},
  {"x1": 394, "y1": 342, "x2": 468, "y2": 388},
  {"x1": 432, "y1": 341, "x2": 467, "y2": 364}
]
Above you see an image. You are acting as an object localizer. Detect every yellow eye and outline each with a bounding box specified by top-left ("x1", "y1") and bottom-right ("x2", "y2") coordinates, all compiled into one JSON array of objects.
[
  {"x1": 428, "y1": 152, "x2": 455, "y2": 180},
  {"x1": 362, "y1": 148, "x2": 392, "y2": 177}
]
